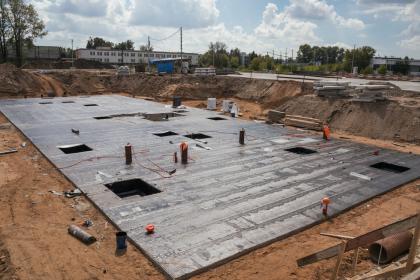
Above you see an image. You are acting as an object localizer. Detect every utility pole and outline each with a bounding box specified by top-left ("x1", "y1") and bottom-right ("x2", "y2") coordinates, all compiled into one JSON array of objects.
[
  {"x1": 147, "y1": 36, "x2": 150, "y2": 72},
  {"x1": 285, "y1": 48, "x2": 288, "y2": 65},
  {"x1": 291, "y1": 49, "x2": 294, "y2": 62},
  {"x1": 71, "y1": 39, "x2": 74, "y2": 68},
  {"x1": 180, "y1": 27, "x2": 183, "y2": 73},
  {"x1": 272, "y1": 50, "x2": 275, "y2": 59},
  {"x1": 351, "y1": 44, "x2": 356, "y2": 73}
]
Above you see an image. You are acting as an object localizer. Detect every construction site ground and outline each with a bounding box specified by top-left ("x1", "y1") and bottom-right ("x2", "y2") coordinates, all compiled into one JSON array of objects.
[{"x1": 1, "y1": 65, "x2": 420, "y2": 279}]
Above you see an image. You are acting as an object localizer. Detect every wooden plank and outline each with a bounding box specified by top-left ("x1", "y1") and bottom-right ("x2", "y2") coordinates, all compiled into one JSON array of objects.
[
  {"x1": 351, "y1": 248, "x2": 360, "y2": 277},
  {"x1": 320, "y1": 232, "x2": 355, "y2": 240},
  {"x1": 0, "y1": 149, "x2": 17, "y2": 156},
  {"x1": 345, "y1": 214, "x2": 418, "y2": 251},
  {"x1": 297, "y1": 244, "x2": 342, "y2": 267},
  {"x1": 297, "y1": 214, "x2": 418, "y2": 267},
  {"x1": 331, "y1": 241, "x2": 346, "y2": 280},
  {"x1": 405, "y1": 213, "x2": 420, "y2": 272}
]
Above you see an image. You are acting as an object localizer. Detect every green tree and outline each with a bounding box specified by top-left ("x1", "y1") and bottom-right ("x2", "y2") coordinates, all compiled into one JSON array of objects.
[
  {"x1": 0, "y1": 0, "x2": 10, "y2": 62},
  {"x1": 343, "y1": 46, "x2": 375, "y2": 72},
  {"x1": 297, "y1": 44, "x2": 313, "y2": 63},
  {"x1": 362, "y1": 66, "x2": 373, "y2": 75},
  {"x1": 7, "y1": 0, "x2": 46, "y2": 66},
  {"x1": 86, "y1": 36, "x2": 114, "y2": 49},
  {"x1": 230, "y1": 56, "x2": 239, "y2": 68},
  {"x1": 250, "y1": 56, "x2": 262, "y2": 71},
  {"x1": 393, "y1": 57, "x2": 410, "y2": 75},
  {"x1": 377, "y1": 64, "x2": 387, "y2": 75},
  {"x1": 115, "y1": 40, "x2": 134, "y2": 50}
]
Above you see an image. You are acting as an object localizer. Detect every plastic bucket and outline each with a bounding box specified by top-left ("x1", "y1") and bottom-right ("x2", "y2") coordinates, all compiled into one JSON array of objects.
[{"x1": 116, "y1": 231, "x2": 127, "y2": 250}]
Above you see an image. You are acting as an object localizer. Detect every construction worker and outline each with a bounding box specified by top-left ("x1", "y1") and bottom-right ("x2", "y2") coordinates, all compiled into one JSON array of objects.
[
  {"x1": 321, "y1": 197, "x2": 330, "y2": 216},
  {"x1": 323, "y1": 124, "x2": 330, "y2": 141}
]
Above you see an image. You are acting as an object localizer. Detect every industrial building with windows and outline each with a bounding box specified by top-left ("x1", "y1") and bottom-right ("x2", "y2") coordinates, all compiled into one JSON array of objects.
[
  {"x1": 76, "y1": 47, "x2": 199, "y2": 65},
  {"x1": 371, "y1": 57, "x2": 420, "y2": 76}
]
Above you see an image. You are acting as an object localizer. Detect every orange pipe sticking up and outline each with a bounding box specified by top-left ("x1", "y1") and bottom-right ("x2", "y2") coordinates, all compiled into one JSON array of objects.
[{"x1": 180, "y1": 142, "x2": 188, "y2": 164}]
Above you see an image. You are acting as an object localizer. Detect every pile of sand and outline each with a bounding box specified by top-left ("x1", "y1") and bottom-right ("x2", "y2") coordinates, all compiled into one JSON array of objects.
[{"x1": 0, "y1": 63, "x2": 44, "y2": 97}]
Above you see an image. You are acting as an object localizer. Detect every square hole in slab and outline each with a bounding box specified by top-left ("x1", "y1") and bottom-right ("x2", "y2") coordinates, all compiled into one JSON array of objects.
[
  {"x1": 208, "y1": 117, "x2": 227, "y2": 121},
  {"x1": 94, "y1": 116, "x2": 112, "y2": 120},
  {"x1": 59, "y1": 144, "x2": 92, "y2": 154},
  {"x1": 144, "y1": 112, "x2": 183, "y2": 121},
  {"x1": 105, "y1": 179, "x2": 161, "y2": 198},
  {"x1": 39, "y1": 101, "x2": 53, "y2": 104},
  {"x1": 285, "y1": 147, "x2": 317, "y2": 155},
  {"x1": 184, "y1": 133, "x2": 212, "y2": 140},
  {"x1": 84, "y1": 104, "x2": 98, "y2": 106},
  {"x1": 370, "y1": 162, "x2": 410, "y2": 173},
  {"x1": 153, "y1": 131, "x2": 178, "y2": 137}
]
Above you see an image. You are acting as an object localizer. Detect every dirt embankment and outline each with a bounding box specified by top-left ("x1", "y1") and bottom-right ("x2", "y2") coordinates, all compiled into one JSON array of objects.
[{"x1": 278, "y1": 95, "x2": 420, "y2": 143}]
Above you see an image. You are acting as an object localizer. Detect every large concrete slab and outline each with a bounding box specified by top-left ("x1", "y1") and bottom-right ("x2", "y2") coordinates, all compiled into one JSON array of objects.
[{"x1": 1, "y1": 95, "x2": 419, "y2": 279}]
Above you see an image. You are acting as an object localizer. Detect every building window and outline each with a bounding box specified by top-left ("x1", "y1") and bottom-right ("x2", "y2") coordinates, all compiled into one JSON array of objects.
[
  {"x1": 118, "y1": 58, "x2": 122, "y2": 63},
  {"x1": 104, "y1": 52, "x2": 109, "y2": 56},
  {"x1": 99, "y1": 58, "x2": 102, "y2": 62},
  {"x1": 150, "y1": 53, "x2": 154, "y2": 57},
  {"x1": 124, "y1": 53, "x2": 129, "y2": 57},
  {"x1": 138, "y1": 53, "x2": 142, "y2": 57},
  {"x1": 188, "y1": 55, "x2": 192, "y2": 59},
  {"x1": 144, "y1": 53, "x2": 148, "y2": 57},
  {"x1": 131, "y1": 59, "x2": 135, "y2": 63},
  {"x1": 111, "y1": 52, "x2": 116, "y2": 56},
  {"x1": 131, "y1": 53, "x2": 135, "y2": 57},
  {"x1": 104, "y1": 58, "x2": 109, "y2": 62}
]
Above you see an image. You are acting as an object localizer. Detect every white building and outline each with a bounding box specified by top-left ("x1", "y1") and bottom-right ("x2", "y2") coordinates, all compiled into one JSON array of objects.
[
  {"x1": 371, "y1": 57, "x2": 420, "y2": 76},
  {"x1": 76, "y1": 47, "x2": 199, "y2": 65}
]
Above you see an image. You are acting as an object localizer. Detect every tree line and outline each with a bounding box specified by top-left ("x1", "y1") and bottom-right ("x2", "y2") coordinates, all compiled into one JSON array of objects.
[
  {"x1": 199, "y1": 42, "x2": 412, "y2": 75},
  {"x1": 0, "y1": 0, "x2": 46, "y2": 66},
  {"x1": 85, "y1": 36, "x2": 153, "y2": 52}
]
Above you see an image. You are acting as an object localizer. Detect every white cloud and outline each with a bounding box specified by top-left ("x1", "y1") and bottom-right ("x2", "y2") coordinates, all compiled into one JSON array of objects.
[
  {"x1": 285, "y1": 0, "x2": 365, "y2": 29},
  {"x1": 398, "y1": 35, "x2": 420, "y2": 50},
  {"x1": 48, "y1": 0, "x2": 109, "y2": 17},
  {"x1": 254, "y1": 3, "x2": 320, "y2": 45},
  {"x1": 128, "y1": 0, "x2": 219, "y2": 28}
]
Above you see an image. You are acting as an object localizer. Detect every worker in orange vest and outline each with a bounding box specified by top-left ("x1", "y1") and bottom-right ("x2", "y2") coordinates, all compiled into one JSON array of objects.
[
  {"x1": 321, "y1": 197, "x2": 330, "y2": 216},
  {"x1": 323, "y1": 124, "x2": 330, "y2": 141}
]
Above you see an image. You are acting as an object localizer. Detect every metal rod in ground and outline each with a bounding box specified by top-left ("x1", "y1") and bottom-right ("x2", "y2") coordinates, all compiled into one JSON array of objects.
[
  {"x1": 239, "y1": 128, "x2": 245, "y2": 145},
  {"x1": 125, "y1": 144, "x2": 132, "y2": 165},
  {"x1": 331, "y1": 241, "x2": 346, "y2": 280}
]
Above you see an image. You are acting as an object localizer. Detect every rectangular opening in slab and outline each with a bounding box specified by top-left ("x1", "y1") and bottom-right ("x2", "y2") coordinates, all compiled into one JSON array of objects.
[
  {"x1": 94, "y1": 116, "x2": 112, "y2": 120},
  {"x1": 62, "y1": 101, "x2": 75, "y2": 103},
  {"x1": 285, "y1": 147, "x2": 317, "y2": 155},
  {"x1": 144, "y1": 112, "x2": 183, "y2": 121},
  {"x1": 153, "y1": 131, "x2": 178, "y2": 137},
  {"x1": 39, "y1": 101, "x2": 53, "y2": 104},
  {"x1": 59, "y1": 144, "x2": 92, "y2": 154},
  {"x1": 184, "y1": 133, "x2": 212, "y2": 140},
  {"x1": 370, "y1": 162, "x2": 410, "y2": 173},
  {"x1": 208, "y1": 117, "x2": 227, "y2": 121},
  {"x1": 105, "y1": 179, "x2": 161, "y2": 198},
  {"x1": 84, "y1": 104, "x2": 98, "y2": 106}
]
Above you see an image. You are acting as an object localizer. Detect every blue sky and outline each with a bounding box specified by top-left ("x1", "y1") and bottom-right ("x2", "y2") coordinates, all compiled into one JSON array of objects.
[{"x1": 32, "y1": 0, "x2": 420, "y2": 58}]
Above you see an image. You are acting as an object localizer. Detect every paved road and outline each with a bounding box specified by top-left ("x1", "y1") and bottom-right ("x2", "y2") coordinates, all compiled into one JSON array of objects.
[{"x1": 228, "y1": 72, "x2": 420, "y2": 93}]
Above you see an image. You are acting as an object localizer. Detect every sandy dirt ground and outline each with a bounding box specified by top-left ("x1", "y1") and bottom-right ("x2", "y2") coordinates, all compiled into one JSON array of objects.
[{"x1": 0, "y1": 114, "x2": 163, "y2": 280}]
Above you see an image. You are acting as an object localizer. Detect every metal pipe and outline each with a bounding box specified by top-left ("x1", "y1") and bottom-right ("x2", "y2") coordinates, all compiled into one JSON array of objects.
[
  {"x1": 125, "y1": 144, "x2": 132, "y2": 165},
  {"x1": 239, "y1": 128, "x2": 245, "y2": 145},
  {"x1": 68, "y1": 225, "x2": 96, "y2": 245},
  {"x1": 369, "y1": 231, "x2": 413, "y2": 264}
]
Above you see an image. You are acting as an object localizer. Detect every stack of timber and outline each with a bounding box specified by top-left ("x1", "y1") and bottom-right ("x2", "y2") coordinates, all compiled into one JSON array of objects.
[
  {"x1": 194, "y1": 68, "x2": 216, "y2": 76},
  {"x1": 352, "y1": 85, "x2": 389, "y2": 102},
  {"x1": 314, "y1": 81, "x2": 353, "y2": 98},
  {"x1": 283, "y1": 114, "x2": 323, "y2": 131}
]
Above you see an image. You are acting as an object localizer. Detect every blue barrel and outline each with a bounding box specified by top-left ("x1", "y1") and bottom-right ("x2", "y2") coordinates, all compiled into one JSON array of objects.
[{"x1": 116, "y1": 231, "x2": 127, "y2": 250}]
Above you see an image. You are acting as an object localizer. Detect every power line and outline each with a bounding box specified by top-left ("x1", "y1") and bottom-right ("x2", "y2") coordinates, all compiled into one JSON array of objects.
[{"x1": 149, "y1": 29, "x2": 180, "y2": 42}]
